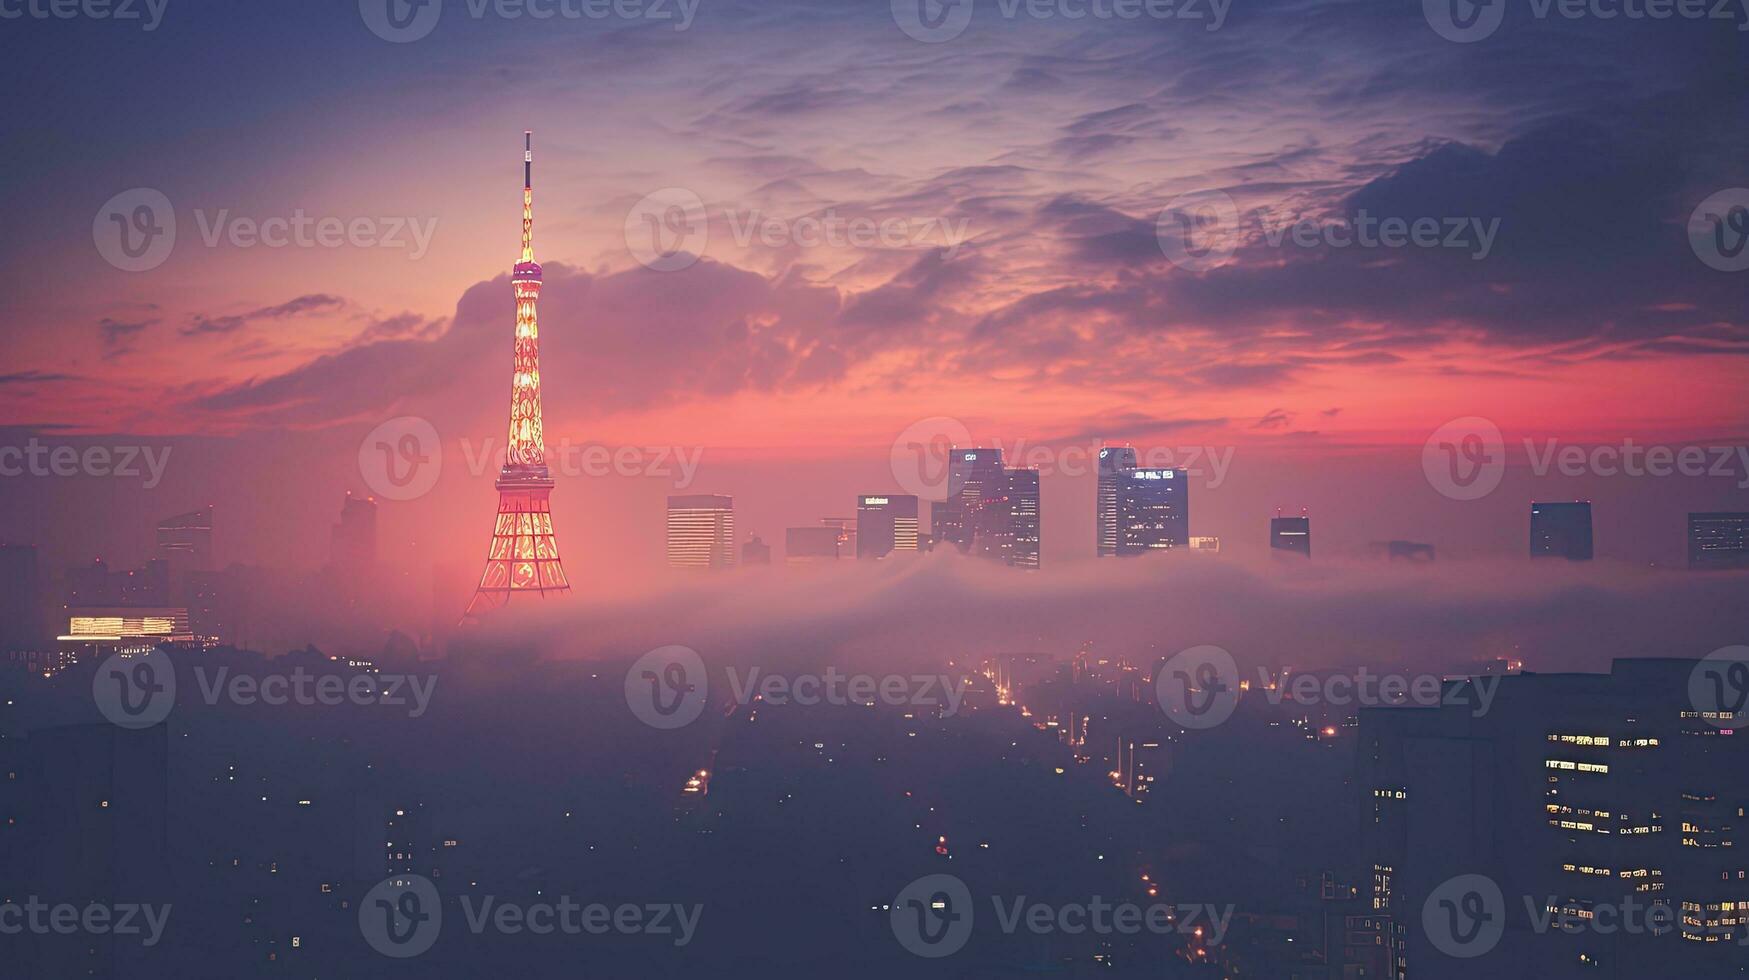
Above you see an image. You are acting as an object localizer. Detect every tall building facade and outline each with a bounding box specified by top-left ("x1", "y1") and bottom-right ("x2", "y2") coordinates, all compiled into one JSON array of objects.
[
  {"x1": 1114, "y1": 467, "x2": 1188, "y2": 554},
  {"x1": 1271, "y1": 514, "x2": 1311, "y2": 557},
  {"x1": 1096, "y1": 446, "x2": 1139, "y2": 557},
  {"x1": 934, "y1": 448, "x2": 1005, "y2": 549},
  {"x1": 464, "y1": 132, "x2": 572, "y2": 620},
  {"x1": 1687, "y1": 512, "x2": 1749, "y2": 569},
  {"x1": 785, "y1": 525, "x2": 843, "y2": 564},
  {"x1": 974, "y1": 467, "x2": 1040, "y2": 568},
  {"x1": 1531, "y1": 501, "x2": 1593, "y2": 560},
  {"x1": 155, "y1": 505, "x2": 213, "y2": 570},
  {"x1": 667, "y1": 494, "x2": 736, "y2": 568},
  {"x1": 1359, "y1": 660, "x2": 1749, "y2": 979},
  {"x1": 856, "y1": 494, "x2": 920, "y2": 559}
]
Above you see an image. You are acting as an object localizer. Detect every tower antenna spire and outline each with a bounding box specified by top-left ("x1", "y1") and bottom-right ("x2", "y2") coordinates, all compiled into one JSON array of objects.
[{"x1": 524, "y1": 129, "x2": 532, "y2": 190}]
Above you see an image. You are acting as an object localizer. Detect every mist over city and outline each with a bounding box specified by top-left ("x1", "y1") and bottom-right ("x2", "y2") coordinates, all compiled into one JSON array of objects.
[{"x1": 2, "y1": 0, "x2": 1747, "y2": 977}]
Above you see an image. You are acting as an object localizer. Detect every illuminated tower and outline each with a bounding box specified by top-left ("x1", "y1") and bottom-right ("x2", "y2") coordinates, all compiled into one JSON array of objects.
[{"x1": 463, "y1": 132, "x2": 571, "y2": 620}]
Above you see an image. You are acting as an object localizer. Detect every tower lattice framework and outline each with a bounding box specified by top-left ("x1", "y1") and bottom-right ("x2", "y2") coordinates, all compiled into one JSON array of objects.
[{"x1": 463, "y1": 131, "x2": 571, "y2": 621}]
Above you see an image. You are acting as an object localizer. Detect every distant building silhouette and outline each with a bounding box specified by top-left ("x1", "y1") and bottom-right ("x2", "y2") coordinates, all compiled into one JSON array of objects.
[
  {"x1": 1114, "y1": 468, "x2": 1188, "y2": 554},
  {"x1": 667, "y1": 494, "x2": 736, "y2": 568},
  {"x1": 1371, "y1": 540, "x2": 1435, "y2": 562},
  {"x1": 1095, "y1": 446, "x2": 1139, "y2": 557},
  {"x1": 856, "y1": 494, "x2": 919, "y2": 559},
  {"x1": 1530, "y1": 501, "x2": 1593, "y2": 560},
  {"x1": 155, "y1": 505, "x2": 213, "y2": 571},
  {"x1": 1688, "y1": 512, "x2": 1749, "y2": 569},
  {"x1": 740, "y1": 535, "x2": 772, "y2": 565},
  {"x1": 785, "y1": 525, "x2": 843, "y2": 564},
  {"x1": 329, "y1": 492, "x2": 378, "y2": 570},
  {"x1": 1270, "y1": 513, "x2": 1311, "y2": 557},
  {"x1": 1188, "y1": 536, "x2": 1221, "y2": 553}
]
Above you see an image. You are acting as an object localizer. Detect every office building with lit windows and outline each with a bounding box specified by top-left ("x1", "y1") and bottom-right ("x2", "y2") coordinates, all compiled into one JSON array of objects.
[
  {"x1": 934, "y1": 448, "x2": 1006, "y2": 550},
  {"x1": 1096, "y1": 446, "x2": 1139, "y2": 557},
  {"x1": 1114, "y1": 467, "x2": 1188, "y2": 554},
  {"x1": 973, "y1": 467, "x2": 1040, "y2": 569},
  {"x1": 666, "y1": 494, "x2": 736, "y2": 568},
  {"x1": 1688, "y1": 512, "x2": 1749, "y2": 570},
  {"x1": 1531, "y1": 501, "x2": 1593, "y2": 561},
  {"x1": 856, "y1": 494, "x2": 920, "y2": 559},
  {"x1": 1359, "y1": 659, "x2": 1749, "y2": 979}
]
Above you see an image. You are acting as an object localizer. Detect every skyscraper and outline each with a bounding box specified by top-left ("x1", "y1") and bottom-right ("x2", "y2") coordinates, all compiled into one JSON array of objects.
[
  {"x1": 1271, "y1": 513, "x2": 1311, "y2": 557},
  {"x1": 741, "y1": 535, "x2": 772, "y2": 565},
  {"x1": 974, "y1": 467, "x2": 1040, "y2": 568},
  {"x1": 856, "y1": 494, "x2": 920, "y2": 559},
  {"x1": 1096, "y1": 446, "x2": 1139, "y2": 557},
  {"x1": 935, "y1": 448, "x2": 1005, "y2": 549},
  {"x1": 1530, "y1": 501, "x2": 1593, "y2": 560},
  {"x1": 1115, "y1": 467, "x2": 1188, "y2": 554},
  {"x1": 1359, "y1": 659, "x2": 1749, "y2": 977},
  {"x1": 464, "y1": 132, "x2": 572, "y2": 620},
  {"x1": 785, "y1": 525, "x2": 843, "y2": 564},
  {"x1": 155, "y1": 505, "x2": 212, "y2": 570},
  {"x1": 667, "y1": 494, "x2": 736, "y2": 568},
  {"x1": 1687, "y1": 512, "x2": 1749, "y2": 569}
]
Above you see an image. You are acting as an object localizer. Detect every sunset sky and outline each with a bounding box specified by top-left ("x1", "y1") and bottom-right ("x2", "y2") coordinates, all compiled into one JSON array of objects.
[{"x1": 2, "y1": 0, "x2": 1745, "y2": 578}]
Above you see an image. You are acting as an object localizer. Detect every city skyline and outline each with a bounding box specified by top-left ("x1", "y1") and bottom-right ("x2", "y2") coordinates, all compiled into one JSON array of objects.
[{"x1": 1, "y1": 3, "x2": 1746, "y2": 977}]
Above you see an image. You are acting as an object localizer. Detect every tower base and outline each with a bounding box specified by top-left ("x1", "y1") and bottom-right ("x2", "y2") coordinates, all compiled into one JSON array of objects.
[{"x1": 461, "y1": 475, "x2": 570, "y2": 623}]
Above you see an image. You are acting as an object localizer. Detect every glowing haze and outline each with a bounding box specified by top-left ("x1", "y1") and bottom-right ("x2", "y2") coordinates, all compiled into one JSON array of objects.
[{"x1": 1, "y1": 0, "x2": 1745, "y2": 588}]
